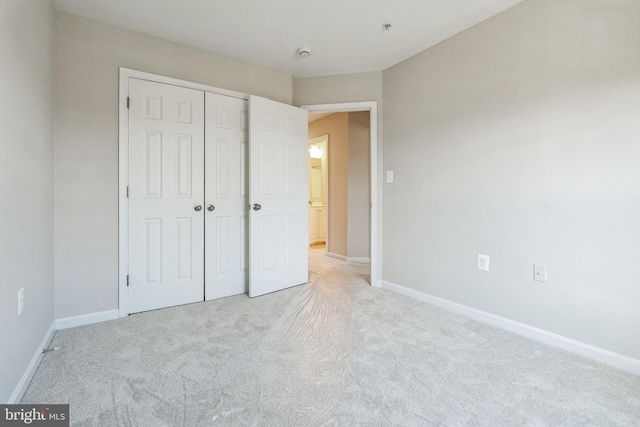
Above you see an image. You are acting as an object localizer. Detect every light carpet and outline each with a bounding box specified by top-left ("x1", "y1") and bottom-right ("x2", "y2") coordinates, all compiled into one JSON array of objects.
[{"x1": 22, "y1": 252, "x2": 640, "y2": 425}]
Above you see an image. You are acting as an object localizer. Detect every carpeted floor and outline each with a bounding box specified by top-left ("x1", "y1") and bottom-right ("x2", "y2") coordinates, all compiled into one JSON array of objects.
[
  {"x1": 309, "y1": 243, "x2": 326, "y2": 254},
  {"x1": 22, "y1": 252, "x2": 640, "y2": 426}
]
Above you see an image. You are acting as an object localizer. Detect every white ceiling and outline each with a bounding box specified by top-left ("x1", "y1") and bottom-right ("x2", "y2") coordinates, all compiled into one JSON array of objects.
[{"x1": 52, "y1": 0, "x2": 525, "y2": 78}]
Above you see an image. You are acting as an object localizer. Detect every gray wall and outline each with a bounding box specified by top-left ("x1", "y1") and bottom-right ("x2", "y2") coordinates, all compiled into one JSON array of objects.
[
  {"x1": 0, "y1": 0, "x2": 55, "y2": 402},
  {"x1": 382, "y1": 0, "x2": 640, "y2": 359},
  {"x1": 294, "y1": 72, "x2": 383, "y2": 107},
  {"x1": 54, "y1": 12, "x2": 293, "y2": 319},
  {"x1": 347, "y1": 112, "x2": 371, "y2": 258}
]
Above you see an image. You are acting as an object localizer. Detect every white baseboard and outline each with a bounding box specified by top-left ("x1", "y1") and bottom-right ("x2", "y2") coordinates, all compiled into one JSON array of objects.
[
  {"x1": 326, "y1": 252, "x2": 371, "y2": 264},
  {"x1": 381, "y1": 280, "x2": 640, "y2": 376},
  {"x1": 9, "y1": 321, "x2": 56, "y2": 404},
  {"x1": 327, "y1": 252, "x2": 348, "y2": 261},
  {"x1": 56, "y1": 309, "x2": 119, "y2": 330},
  {"x1": 348, "y1": 257, "x2": 371, "y2": 264},
  {"x1": 10, "y1": 309, "x2": 120, "y2": 402}
]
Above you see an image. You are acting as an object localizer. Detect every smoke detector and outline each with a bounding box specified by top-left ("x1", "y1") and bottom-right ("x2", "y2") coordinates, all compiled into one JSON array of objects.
[{"x1": 297, "y1": 47, "x2": 311, "y2": 57}]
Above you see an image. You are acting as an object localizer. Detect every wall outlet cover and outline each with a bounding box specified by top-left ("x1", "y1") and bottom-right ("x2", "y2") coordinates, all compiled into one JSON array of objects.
[{"x1": 478, "y1": 254, "x2": 490, "y2": 271}]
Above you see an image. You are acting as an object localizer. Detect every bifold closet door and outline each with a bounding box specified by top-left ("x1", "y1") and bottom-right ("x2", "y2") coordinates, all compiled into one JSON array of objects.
[
  {"x1": 248, "y1": 95, "x2": 309, "y2": 297},
  {"x1": 127, "y1": 79, "x2": 310, "y2": 311},
  {"x1": 205, "y1": 93, "x2": 249, "y2": 300},
  {"x1": 128, "y1": 78, "x2": 205, "y2": 314}
]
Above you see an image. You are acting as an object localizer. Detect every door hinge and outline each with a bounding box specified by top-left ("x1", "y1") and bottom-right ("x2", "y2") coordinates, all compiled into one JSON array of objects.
[
  {"x1": 127, "y1": 97, "x2": 130, "y2": 109},
  {"x1": 126, "y1": 275, "x2": 130, "y2": 287},
  {"x1": 126, "y1": 186, "x2": 129, "y2": 198}
]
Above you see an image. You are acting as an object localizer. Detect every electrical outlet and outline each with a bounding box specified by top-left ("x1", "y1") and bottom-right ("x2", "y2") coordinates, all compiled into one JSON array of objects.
[
  {"x1": 534, "y1": 265, "x2": 547, "y2": 282},
  {"x1": 478, "y1": 254, "x2": 490, "y2": 271},
  {"x1": 386, "y1": 170, "x2": 394, "y2": 183},
  {"x1": 18, "y1": 287, "x2": 24, "y2": 316}
]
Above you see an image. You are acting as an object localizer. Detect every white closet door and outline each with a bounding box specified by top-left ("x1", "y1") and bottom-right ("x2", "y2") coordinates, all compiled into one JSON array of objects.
[
  {"x1": 205, "y1": 92, "x2": 249, "y2": 300},
  {"x1": 128, "y1": 78, "x2": 205, "y2": 313},
  {"x1": 248, "y1": 95, "x2": 309, "y2": 297}
]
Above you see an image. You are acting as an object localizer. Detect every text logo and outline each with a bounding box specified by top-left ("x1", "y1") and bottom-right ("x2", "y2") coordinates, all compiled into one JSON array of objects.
[{"x1": 0, "y1": 405, "x2": 69, "y2": 427}]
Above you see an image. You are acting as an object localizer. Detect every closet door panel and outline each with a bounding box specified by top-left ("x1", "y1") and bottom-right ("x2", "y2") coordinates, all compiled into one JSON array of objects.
[
  {"x1": 128, "y1": 78, "x2": 205, "y2": 313},
  {"x1": 205, "y1": 93, "x2": 249, "y2": 300},
  {"x1": 248, "y1": 96, "x2": 309, "y2": 298}
]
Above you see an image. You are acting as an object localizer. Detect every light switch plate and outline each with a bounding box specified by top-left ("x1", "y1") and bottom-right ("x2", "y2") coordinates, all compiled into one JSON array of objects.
[
  {"x1": 534, "y1": 265, "x2": 547, "y2": 282},
  {"x1": 386, "y1": 170, "x2": 394, "y2": 183}
]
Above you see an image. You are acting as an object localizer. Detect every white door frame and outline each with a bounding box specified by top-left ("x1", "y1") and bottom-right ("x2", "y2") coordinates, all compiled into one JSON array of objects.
[
  {"x1": 301, "y1": 102, "x2": 381, "y2": 288},
  {"x1": 118, "y1": 67, "x2": 249, "y2": 318}
]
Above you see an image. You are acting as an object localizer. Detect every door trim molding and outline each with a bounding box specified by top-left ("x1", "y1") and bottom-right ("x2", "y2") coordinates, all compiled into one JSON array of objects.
[
  {"x1": 300, "y1": 102, "x2": 381, "y2": 287},
  {"x1": 118, "y1": 68, "x2": 249, "y2": 317}
]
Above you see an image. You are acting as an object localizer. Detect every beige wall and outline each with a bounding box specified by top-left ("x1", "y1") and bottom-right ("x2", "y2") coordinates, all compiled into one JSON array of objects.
[
  {"x1": 309, "y1": 114, "x2": 349, "y2": 257},
  {"x1": 0, "y1": 0, "x2": 55, "y2": 402},
  {"x1": 382, "y1": 0, "x2": 640, "y2": 359},
  {"x1": 54, "y1": 12, "x2": 293, "y2": 319},
  {"x1": 347, "y1": 112, "x2": 371, "y2": 258}
]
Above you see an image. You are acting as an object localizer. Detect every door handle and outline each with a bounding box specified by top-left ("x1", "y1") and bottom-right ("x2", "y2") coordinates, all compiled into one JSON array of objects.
[
  {"x1": 207, "y1": 204, "x2": 215, "y2": 212},
  {"x1": 252, "y1": 203, "x2": 262, "y2": 211},
  {"x1": 194, "y1": 205, "x2": 202, "y2": 212}
]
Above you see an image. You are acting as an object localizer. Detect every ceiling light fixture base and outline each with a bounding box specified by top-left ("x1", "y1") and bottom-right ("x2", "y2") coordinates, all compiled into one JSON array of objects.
[{"x1": 297, "y1": 47, "x2": 311, "y2": 57}]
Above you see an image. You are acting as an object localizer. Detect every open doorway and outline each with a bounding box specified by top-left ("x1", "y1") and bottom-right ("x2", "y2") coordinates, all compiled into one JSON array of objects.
[
  {"x1": 306, "y1": 109, "x2": 373, "y2": 281},
  {"x1": 308, "y1": 135, "x2": 328, "y2": 255}
]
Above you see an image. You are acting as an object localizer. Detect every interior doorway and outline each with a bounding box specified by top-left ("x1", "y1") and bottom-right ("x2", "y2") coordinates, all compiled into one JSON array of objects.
[{"x1": 303, "y1": 103, "x2": 378, "y2": 285}]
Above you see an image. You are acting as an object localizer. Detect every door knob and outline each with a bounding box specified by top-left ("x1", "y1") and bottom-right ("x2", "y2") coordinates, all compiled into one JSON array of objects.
[
  {"x1": 252, "y1": 203, "x2": 262, "y2": 211},
  {"x1": 194, "y1": 205, "x2": 202, "y2": 212},
  {"x1": 207, "y1": 204, "x2": 215, "y2": 212}
]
